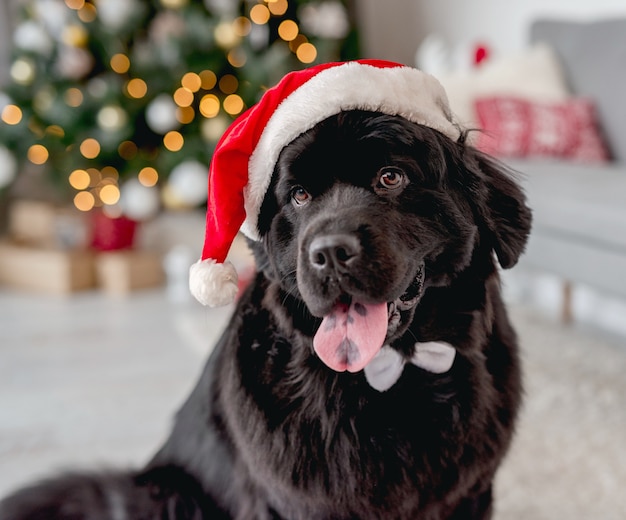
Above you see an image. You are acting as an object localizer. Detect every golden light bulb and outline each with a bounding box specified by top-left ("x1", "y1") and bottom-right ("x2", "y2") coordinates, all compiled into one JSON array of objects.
[
  {"x1": 181, "y1": 72, "x2": 202, "y2": 92},
  {"x1": 164, "y1": 131, "x2": 184, "y2": 151},
  {"x1": 278, "y1": 20, "x2": 299, "y2": 41},
  {"x1": 223, "y1": 94, "x2": 244, "y2": 116},
  {"x1": 80, "y1": 138, "x2": 101, "y2": 159},
  {"x1": 74, "y1": 191, "x2": 95, "y2": 212},
  {"x1": 110, "y1": 54, "x2": 130, "y2": 74},
  {"x1": 138, "y1": 167, "x2": 159, "y2": 187},
  {"x1": 1, "y1": 105, "x2": 23, "y2": 125},
  {"x1": 296, "y1": 43, "x2": 317, "y2": 64},
  {"x1": 27, "y1": 144, "x2": 49, "y2": 165},
  {"x1": 126, "y1": 78, "x2": 148, "y2": 99},
  {"x1": 99, "y1": 184, "x2": 121, "y2": 205},
  {"x1": 69, "y1": 169, "x2": 91, "y2": 190},
  {"x1": 199, "y1": 94, "x2": 220, "y2": 118},
  {"x1": 250, "y1": 4, "x2": 270, "y2": 25}
]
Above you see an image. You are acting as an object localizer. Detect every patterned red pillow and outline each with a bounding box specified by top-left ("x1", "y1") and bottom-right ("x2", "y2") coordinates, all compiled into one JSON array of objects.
[{"x1": 474, "y1": 96, "x2": 610, "y2": 162}]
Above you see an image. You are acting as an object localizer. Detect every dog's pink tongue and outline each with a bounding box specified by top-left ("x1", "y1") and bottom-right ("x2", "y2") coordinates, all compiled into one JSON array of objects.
[{"x1": 313, "y1": 301, "x2": 388, "y2": 373}]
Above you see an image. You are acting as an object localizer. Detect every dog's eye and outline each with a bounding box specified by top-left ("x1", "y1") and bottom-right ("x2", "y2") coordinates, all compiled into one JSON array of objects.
[
  {"x1": 377, "y1": 167, "x2": 406, "y2": 190},
  {"x1": 291, "y1": 186, "x2": 311, "y2": 206}
]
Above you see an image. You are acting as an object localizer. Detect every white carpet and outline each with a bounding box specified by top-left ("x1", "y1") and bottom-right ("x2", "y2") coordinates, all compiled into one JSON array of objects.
[{"x1": 495, "y1": 307, "x2": 626, "y2": 520}]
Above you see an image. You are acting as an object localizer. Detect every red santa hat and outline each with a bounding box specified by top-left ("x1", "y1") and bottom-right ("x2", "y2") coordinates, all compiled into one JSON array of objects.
[{"x1": 189, "y1": 59, "x2": 461, "y2": 306}]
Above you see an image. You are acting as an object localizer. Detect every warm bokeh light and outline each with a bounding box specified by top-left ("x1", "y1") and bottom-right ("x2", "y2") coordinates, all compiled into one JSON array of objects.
[
  {"x1": 278, "y1": 20, "x2": 299, "y2": 41},
  {"x1": 77, "y1": 3, "x2": 97, "y2": 22},
  {"x1": 181, "y1": 72, "x2": 202, "y2": 92},
  {"x1": 64, "y1": 0, "x2": 85, "y2": 9},
  {"x1": 126, "y1": 78, "x2": 148, "y2": 99},
  {"x1": 110, "y1": 54, "x2": 130, "y2": 74},
  {"x1": 218, "y1": 74, "x2": 238, "y2": 94},
  {"x1": 64, "y1": 87, "x2": 84, "y2": 107},
  {"x1": 249, "y1": 4, "x2": 270, "y2": 24},
  {"x1": 223, "y1": 94, "x2": 244, "y2": 116},
  {"x1": 176, "y1": 106, "x2": 195, "y2": 124},
  {"x1": 69, "y1": 169, "x2": 90, "y2": 190},
  {"x1": 80, "y1": 138, "x2": 101, "y2": 159},
  {"x1": 173, "y1": 87, "x2": 194, "y2": 107},
  {"x1": 233, "y1": 17, "x2": 252, "y2": 37},
  {"x1": 74, "y1": 191, "x2": 95, "y2": 211},
  {"x1": 138, "y1": 167, "x2": 159, "y2": 187},
  {"x1": 118, "y1": 140, "x2": 138, "y2": 160},
  {"x1": 46, "y1": 125, "x2": 65, "y2": 137},
  {"x1": 227, "y1": 49, "x2": 247, "y2": 68},
  {"x1": 289, "y1": 34, "x2": 308, "y2": 52},
  {"x1": 199, "y1": 94, "x2": 220, "y2": 118},
  {"x1": 99, "y1": 184, "x2": 121, "y2": 205},
  {"x1": 199, "y1": 70, "x2": 217, "y2": 90},
  {"x1": 296, "y1": 42, "x2": 317, "y2": 63},
  {"x1": 164, "y1": 131, "x2": 184, "y2": 151},
  {"x1": 87, "y1": 168, "x2": 101, "y2": 186},
  {"x1": 101, "y1": 166, "x2": 119, "y2": 180},
  {"x1": 62, "y1": 25, "x2": 88, "y2": 47},
  {"x1": 27, "y1": 144, "x2": 49, "y2": 165},
  {"x1": 268, "y1": 0, "x2": 288, "y2": 16},
  {"x1": 1, "y1": 104, "x2": 23, "y2": 125},
  {"x1": 11, "y1": 58, "x2": 35, "y2": 85}
]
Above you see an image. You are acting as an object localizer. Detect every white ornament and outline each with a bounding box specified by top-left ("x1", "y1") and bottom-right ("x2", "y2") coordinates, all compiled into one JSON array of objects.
[
  {"x1": 54, "y1": 45, "x2": 94, "y2": 80},
  {"x1": 0, "y1": 146, "x2": 18, "y2": 189},
  {"x1": 34, "y1": 0, "x2": 70, "y2": 39},
  {"x1": 167, "y1": 161, "x2": 208, "y2": 206},
  {"x1": 96, "y1": 0, "x2": 141, "y2": 30},
  {"x1": 13, "y1": 21, "x2": 53, "y2": 55},
  {"x1": 120, "y1": 179, "x2": 161, "y2": 220},
  {"x1": 146, "y1": 94, "x2": 180, "y2": 134},
  {"x1": 299, "y1": 2, "x2": 349, "y2": 39}
]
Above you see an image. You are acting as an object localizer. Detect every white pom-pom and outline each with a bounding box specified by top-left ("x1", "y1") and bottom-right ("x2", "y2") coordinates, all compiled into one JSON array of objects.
[{"x1": 189, "y1": 258, "x2": 239, "y2": 307}]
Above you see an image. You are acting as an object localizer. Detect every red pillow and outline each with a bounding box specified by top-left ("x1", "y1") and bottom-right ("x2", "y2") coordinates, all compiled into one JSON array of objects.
[{"x1": 474, "y1": 96, "x2": 610, "y2": 162}]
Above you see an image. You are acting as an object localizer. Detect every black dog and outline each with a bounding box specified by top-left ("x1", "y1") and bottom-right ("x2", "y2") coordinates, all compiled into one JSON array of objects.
[{"x1": 0, "y1": 111, "x2": 531, "y2": 519}]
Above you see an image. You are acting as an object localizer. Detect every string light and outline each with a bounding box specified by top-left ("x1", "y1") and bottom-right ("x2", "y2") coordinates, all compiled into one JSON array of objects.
[
  {"x1": 199, "y1": 94, "x2": 220, "y2": 118},
  {"x1": 296, "y1": 42, "x2": 317, "y2": 63},
  {"x1": 227, "y1": 49, "x2": 247, "y2": 68},
  {"x1": 27, "y1": 144, "x2": 49, "y2": 165},
  {"x1": 101, "y1": 166, "x2": 119, "y2": 181},
  {"x1": 250, "y1": 4, "x2": 270, "y2": 24},
  {"x1": 64, "y1": 0, "x2": 85, "y2": 9},
  {"x1": 278, "y1": 20, "x2": 299, "y2": 41},
  {"x1": 110, "y1": 54, "x2": 130, "y2": 74},
  {"x1": 164, "y1": 131, "x2": 184, "y2": 151},
  {"x1": 176, "y1": 106, "x2": 195, "y2": 124},
  {"x1": 181, "y1": 72, "x2": 202, "y2": 92},
  {"x1": 218, "y1": 74, "x2": 238, "y2": 94},
  {"x1": 268, "y1": 0, "x2": 288, "y2": 16},
  {"x1": 173, "y1": 87, "x2": 194, "y2": 107},
  {"x1": 69, "y1": 169, "x2": 90, "y2": 190},
  {"x1": 77, "y1": 3, "x2": 97, "y2": 23},
  {"x1": 1, "y1": 105, "x2": 23, "y2": 125},
  {"x1": 223, "y1": 94, "x2": 244, "y2": 116},
  {"x1": 138, "y1": 167, "x2": 159, "y2": 187},
  {"x1": 10, "y1": 58, "x2": 35, "y2": 85},
  {"x1": 80, "y1": 138, "x2": 101, "y2": 159},
  {"x1": 233, "y1": 17, "x2": 252, "y2": 37},
  {"x1": 118, "y1": 140, "x2": 138, "y2": 160},
  {"x1": 199, "y1": 70, "x2": 217, "y2": 90},
  {"x1": 99, "y1": 184, "x2": 121, "y2": 205},
  {"x1": 64, "y1": 87, "x2": 84, "y2": 107},
  {"x1": 74, "y1": 191, "x2": 95, "y2": 211},
  {"x1": 45, "y1": 125, "x2": 65, "y2": 137},
  {"x1": 126, "y1": 78, "x2": 148, "y2": 99}
]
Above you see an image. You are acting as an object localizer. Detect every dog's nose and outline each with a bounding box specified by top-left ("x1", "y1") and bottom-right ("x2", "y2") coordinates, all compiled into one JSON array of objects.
[{"x1": 309, "y1": 234, "x2": 361, "y2": 273}]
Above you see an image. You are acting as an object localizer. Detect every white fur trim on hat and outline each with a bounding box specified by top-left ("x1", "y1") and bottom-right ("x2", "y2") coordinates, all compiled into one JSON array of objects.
[
  {"x1": 240, "y1": 62, "x2": 460, "y2": 240},
  {"x1": 189, "y1": 258, "x2": 239, "y2": 307}
]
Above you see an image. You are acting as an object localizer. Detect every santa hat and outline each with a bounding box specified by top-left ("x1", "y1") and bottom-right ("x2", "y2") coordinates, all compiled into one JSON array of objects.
[{"x1": 189, "y1": 59, "x2": 461, "y2": 307}]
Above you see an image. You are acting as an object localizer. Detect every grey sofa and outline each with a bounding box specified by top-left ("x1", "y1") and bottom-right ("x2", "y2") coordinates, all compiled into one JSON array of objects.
[{"x1": 511, "y1": 18, "x2": 626, "y2": 315}]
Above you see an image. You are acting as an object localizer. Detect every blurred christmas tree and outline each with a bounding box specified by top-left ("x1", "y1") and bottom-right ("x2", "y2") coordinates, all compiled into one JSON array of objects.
[{"x1": 0, "y1": 0, "x2": 359, "y2": 220}]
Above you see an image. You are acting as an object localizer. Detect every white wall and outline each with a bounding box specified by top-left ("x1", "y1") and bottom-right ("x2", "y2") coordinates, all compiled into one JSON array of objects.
[{"x1": 357, "y1": 0, "x2": 626, "y2": 65}]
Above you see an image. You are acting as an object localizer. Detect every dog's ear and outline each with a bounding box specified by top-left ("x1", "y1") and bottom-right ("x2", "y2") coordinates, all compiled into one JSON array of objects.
[{"x1": 468, "y1": 150, "x2": 532, "y2": 269}]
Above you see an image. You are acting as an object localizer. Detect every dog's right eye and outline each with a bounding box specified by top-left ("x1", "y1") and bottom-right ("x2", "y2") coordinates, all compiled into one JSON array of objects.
[{"x1": 291, "y1": 186, "x2": 311, "y2": 206}]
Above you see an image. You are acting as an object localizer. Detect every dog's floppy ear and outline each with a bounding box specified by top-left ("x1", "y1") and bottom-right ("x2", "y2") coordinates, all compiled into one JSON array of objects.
[{"x1": 468, "y1": 150, "x2": 532, "y2": 269}]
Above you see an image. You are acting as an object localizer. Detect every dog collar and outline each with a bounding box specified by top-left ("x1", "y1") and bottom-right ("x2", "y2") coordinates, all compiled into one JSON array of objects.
[{"x1": 364, "y1": 342, "x2": 456, "y2": 392}]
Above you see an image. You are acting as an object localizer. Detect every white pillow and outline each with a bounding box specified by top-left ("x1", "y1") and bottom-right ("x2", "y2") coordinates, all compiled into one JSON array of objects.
[{"x1": 435, "y1": 43, "x2": 570, "y2": 129}]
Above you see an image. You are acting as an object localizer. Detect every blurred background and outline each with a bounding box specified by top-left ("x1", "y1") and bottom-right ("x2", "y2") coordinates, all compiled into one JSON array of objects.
[{"x1": 1, "y1": 1, "x2": 625, "y2": 519}]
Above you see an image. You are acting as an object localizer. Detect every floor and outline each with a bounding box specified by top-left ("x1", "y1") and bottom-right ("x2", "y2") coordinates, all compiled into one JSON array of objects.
[{"x1": 0, "y1": 286, "x2": 625, "y2": 519}]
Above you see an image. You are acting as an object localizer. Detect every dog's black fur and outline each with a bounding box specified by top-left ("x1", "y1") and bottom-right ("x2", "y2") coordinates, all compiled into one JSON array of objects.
[{"x1": 0, "y1": 111, "x2": 531, "y2": 520}]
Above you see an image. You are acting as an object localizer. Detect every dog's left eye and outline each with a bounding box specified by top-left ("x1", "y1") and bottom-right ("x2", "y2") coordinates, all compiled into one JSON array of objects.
[
  {"x1": 291, "y1": 186, "x2": 311, "y2": 206},
  {"x1": 377, "y1": 167, "x2": 406, "y2": 190}
]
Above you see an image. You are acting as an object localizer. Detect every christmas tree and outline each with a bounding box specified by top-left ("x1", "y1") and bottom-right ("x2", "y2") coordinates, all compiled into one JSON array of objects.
[{"x1": 0, "y1": 0, "x2": 359, "y2": 220}]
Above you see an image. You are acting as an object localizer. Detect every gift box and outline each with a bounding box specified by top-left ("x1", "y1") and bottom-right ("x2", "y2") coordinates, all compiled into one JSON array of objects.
[
  {"x1": 0, "y1": 242, "x2": 95, "y2": 294},
  {"x1": 95, "y1": 250, "x2": 164, "y2": 295}
]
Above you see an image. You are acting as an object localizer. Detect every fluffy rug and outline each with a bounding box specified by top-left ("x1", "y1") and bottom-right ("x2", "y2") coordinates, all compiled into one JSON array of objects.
[{"x1": 495, "y1": 307, "x2": 626, "y2": 519}]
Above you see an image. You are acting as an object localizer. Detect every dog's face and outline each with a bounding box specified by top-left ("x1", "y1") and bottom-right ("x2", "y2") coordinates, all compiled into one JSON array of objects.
[{"x1": 255, "y1": 110, "x2": 531, "y2": 372}]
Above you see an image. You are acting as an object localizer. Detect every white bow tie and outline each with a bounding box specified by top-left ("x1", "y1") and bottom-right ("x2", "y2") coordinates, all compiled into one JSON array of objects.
[{"x1": 364, "y1": 342, "x2": 456, "y2": 392}]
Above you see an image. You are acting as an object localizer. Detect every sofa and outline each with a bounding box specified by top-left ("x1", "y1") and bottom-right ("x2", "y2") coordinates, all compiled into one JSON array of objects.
[
  {"x1": 508, "y1": 18, "x2": 626, "y2": 316},
  {"x1": 435, "y1": 17, "x2": 626, "y2": 320}
]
